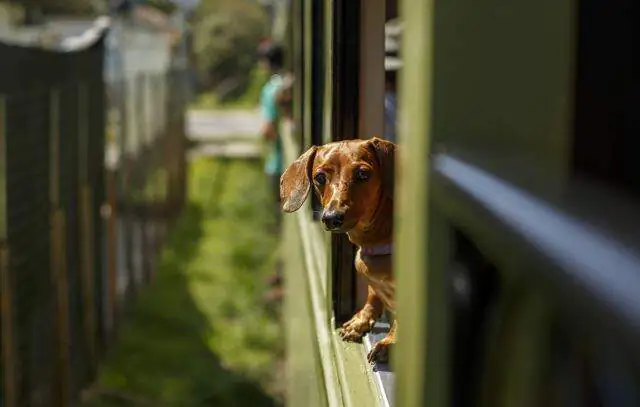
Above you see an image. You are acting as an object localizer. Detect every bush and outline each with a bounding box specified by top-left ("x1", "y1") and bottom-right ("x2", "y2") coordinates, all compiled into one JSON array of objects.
[{"x1": 192, "y1": 0, "x2": 268, "y2": 100}]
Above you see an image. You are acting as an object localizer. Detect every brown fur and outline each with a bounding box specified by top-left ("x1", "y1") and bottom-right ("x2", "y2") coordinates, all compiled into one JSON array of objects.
[{"x1": 280, "y1": 137, "x2": 396, "y2": 363}]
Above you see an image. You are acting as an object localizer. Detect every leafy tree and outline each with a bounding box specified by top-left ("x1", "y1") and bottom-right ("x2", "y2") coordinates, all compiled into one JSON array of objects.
[
  {"x1": 191, "y1": 0, "x2": 268, "y2": 98},
  {"x1": 6, "y1": 0, "x2": 105, "y2": 15},
  {"x1": 2, "y1": 0, "x2": 177, "y2": 16}
]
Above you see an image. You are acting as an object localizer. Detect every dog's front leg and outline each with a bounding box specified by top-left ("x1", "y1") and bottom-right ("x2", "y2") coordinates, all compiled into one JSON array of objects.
[
  {"x1": 367, "y1": 319, "x2": 396, "y2": 363},
  {"x1": 339, "y1": 285, "x2": 383, "y2": 342}
]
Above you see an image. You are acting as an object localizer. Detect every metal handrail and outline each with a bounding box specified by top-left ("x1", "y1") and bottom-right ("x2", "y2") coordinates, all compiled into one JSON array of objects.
[{"x1": 432, "y1": 153, "x2": 640, "y2": 359}]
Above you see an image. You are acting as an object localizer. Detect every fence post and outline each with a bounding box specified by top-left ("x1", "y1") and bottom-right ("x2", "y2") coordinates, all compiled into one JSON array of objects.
[
  {"x1": 0, "y1": 95, "x2": 17, "y2": 407},
  {"x1": 176, "y1": 69, "x2": 187, "y2": 214},
  {"x1": 78, "y1": 82, "x2": 99, "y2": 370},
  {"x1": 105, "y1": 165, "x2": 117, "y2": 330},
  {"x1": 120, "y1": 79, "x2": 136, "y2": 305},
  {"x1": 138, "y1": 74, "x2": 151, "y2": 285},
  {"x1": 144, "y1": 73, "x2": 155, "y2": 281},
  {"x1": 49, "y1": 89, "x2": 71, "y2": 407},
  {"x1": 121, "y1": 78, "x2": 135, "y2": 302},
  {"x1": 166, "y1": 71, "x2": 181, "y2": 217}
]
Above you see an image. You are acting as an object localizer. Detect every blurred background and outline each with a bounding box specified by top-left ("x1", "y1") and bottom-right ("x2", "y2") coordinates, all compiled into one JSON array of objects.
[{"x1": 0, "y1": 0, "x2": 287, "y2": 406}]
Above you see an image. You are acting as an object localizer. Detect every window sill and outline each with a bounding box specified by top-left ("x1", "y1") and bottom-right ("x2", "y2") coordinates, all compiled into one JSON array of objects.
[
  {"x1": 329, "y1": 324, "x2": 392, "y2": 407},
  {"x1": 363, "y1": 320, "x2": 395, "y2": 407}
]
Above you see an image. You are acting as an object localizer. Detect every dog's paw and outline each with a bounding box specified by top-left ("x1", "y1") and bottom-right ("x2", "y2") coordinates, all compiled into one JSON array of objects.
[
  {"x1": 339, "y1": 314, "x2": 374, "y2": 342},
  {"x1": 367, "y1": 341, "x2": 392, "y2": 364}
]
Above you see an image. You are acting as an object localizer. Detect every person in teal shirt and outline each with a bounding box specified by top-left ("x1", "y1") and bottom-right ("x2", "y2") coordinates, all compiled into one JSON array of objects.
[
  {"x1": 257, "y1": 41, "x2": 285, "y2": 212},
  {"x1": 257, "y1": 41, "x2": 286, "y2": 301}
]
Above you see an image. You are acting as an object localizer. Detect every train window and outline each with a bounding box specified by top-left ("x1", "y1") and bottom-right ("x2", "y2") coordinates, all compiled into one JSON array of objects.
[
  {"x1": 330, "y1": 0, "x2": 360, "y2": 323},
  {"x1": 363, "y1": 15, "x2": 401, "y2": 322},
  {"x1": 309, "y1": 0, "x2": 325, "y2": 221},
  {"x1": 386, "y1": 0, "x2": 398, "y2": 20},
  {"x1": 567, "y1": 3, "x2": 640, "y2": 404},
  {"x1": 539, "y1": 320, "x2": 640, "y2": 406},
  {"x1": 450, "y1": 230, "x2": 500, "y2": 407},
  {"x1": 572, "y1": 0, "x2": 637, "y2": 195},
  {"x1": 351, "y1": 0, "x2": 389, "y2": 325}
]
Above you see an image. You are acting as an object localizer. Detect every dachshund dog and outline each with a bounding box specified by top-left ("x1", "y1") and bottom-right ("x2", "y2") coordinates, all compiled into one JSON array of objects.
[{"x1": 280, "y1": 137, "x2": 396, "y2": 363}]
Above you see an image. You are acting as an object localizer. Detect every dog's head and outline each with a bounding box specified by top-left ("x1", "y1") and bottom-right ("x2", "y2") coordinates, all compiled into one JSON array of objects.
[{"x1": 280, "y1": 137, "x2": 396, "y2": 233}]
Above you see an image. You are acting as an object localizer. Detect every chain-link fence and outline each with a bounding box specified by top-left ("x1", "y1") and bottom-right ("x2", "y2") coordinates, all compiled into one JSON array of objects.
[{"x1": 0, "y1": 24, "x2": 187, "y2": 407}]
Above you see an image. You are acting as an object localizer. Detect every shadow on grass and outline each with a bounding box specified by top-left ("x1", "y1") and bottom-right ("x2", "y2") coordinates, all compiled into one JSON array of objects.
[{"x1": 82, "y1": 158, "x2": 281, "y2": 407}]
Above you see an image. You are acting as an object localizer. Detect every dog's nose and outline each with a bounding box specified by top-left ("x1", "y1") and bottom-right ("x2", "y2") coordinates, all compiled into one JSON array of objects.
[{"x1": 322, "y1": 211, "x2": 344, "y2": 230}]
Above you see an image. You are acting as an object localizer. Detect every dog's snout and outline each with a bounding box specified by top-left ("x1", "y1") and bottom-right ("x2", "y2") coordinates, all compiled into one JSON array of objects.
[{"x1": 322, "y1": 211, "x2": 345, "y2": 230}]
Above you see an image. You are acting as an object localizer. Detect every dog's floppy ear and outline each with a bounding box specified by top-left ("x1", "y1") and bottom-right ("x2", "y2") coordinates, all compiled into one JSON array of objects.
[
  {"x1": 368, "y1": 137, "x2": 396, "y2": 193},
  {"x1": 280, "y1": 145, "x2": 318, "y2": 212}
]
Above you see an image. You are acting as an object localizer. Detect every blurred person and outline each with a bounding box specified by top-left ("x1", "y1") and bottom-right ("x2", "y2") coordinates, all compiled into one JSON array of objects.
[
  {"x1": 384, "y1": 19, "x2": 402, "y2": 143},
  {"x1": 257, "y1": 40, "x2": 286, "y2": 302},
  {"x1": 257, "y1": 40, "x2": 286, "y2": 214}
]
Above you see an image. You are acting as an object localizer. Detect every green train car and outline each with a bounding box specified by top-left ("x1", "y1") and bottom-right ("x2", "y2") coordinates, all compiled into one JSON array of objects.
[{"x1": 280, "y1": 0, "x2": 640, "y2": 406}]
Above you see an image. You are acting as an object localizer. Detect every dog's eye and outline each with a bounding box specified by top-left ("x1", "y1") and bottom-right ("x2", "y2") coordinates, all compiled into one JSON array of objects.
[
  {"x1": 314, "y1": 172, "x2": 327, "y2": 185},
  {"x1": 355, "y1": 168, "x2": 371, "y2": 181}
]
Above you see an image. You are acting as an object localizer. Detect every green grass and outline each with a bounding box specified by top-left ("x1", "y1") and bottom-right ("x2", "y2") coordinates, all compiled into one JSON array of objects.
[
  {"x1": 81, "y1": 157, "x2": 283, "y2": 407},
  {"x1": 191, "y1": 68, "x2": 268, "y2": 111}
]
